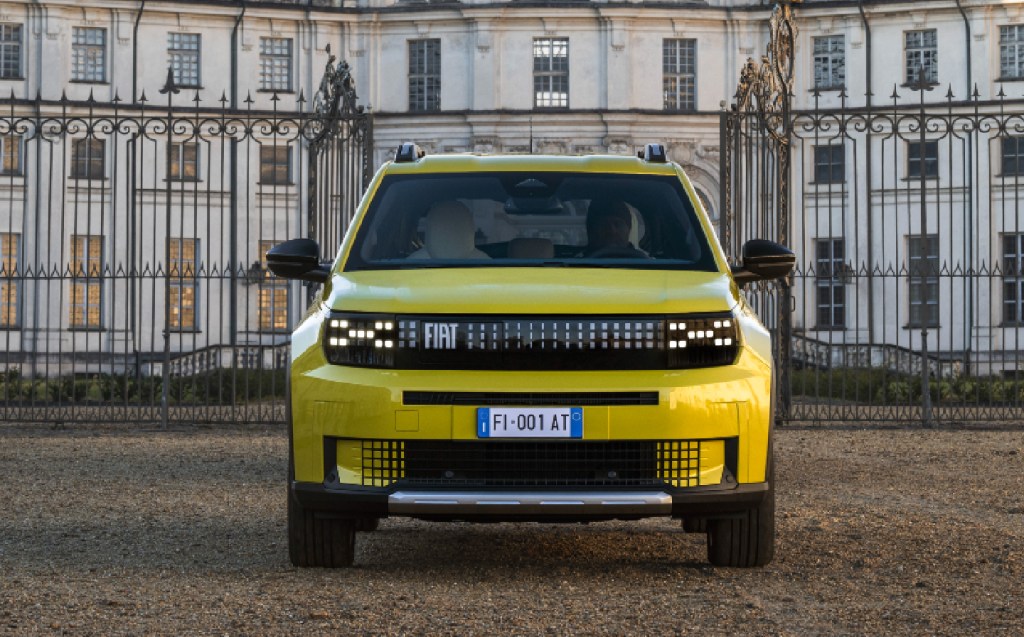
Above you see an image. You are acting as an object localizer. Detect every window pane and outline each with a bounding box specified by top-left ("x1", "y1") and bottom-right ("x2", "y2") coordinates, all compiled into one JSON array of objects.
[
  {"x1": 169, "y1": 33, "x2": 201, "y2": 87},
  {"x1": 260, "y1": 146, "x2": 290, "y2": 185},
  {"x1": 663, "y1": 39, "x2": 696, "y2": 110},
  {"x1": 815, "y1": 238, "x2": 845, "y2": 328},
  {"x1": 408, "y1": 39, "x2": 441, "y2": 112},
  {"x1": 72, "y1": 27, "x2": 106, "y2": 82},
  {"x1": 908, "y1": 235, "x2": 939, "y2": 327},
  {"x1": 905, "y1": 29, "x2": 938, "y2": 85},
  {"x1": 72, "y1": 138, "x2": 105, "y2": 180},
  {"x1": 259, "y1": 37, "x2": 292, "y2": 91},
  {"x1": 0, "y1": 24, "x2": 22, "y2": 79},
  {"x1": 1004, "y1": 234, "x2": 1024, "y2": 324},
  {"x1": 534, "y1": 38, "x2": 569, "y2": 109}
]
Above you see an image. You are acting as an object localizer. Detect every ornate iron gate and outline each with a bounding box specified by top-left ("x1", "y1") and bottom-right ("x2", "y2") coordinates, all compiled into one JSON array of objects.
[
  {"x1": 721, "y1": 1, "x2": 798, "y2": 424},
  {"x1": 0, "y1": 54, "x2": 372, "y2": 426},
  {"x1": 722, "y1": 1, "x2": 1024, "y2": 427}
]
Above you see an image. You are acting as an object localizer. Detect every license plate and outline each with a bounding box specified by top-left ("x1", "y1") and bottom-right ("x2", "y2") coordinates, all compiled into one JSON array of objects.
[{"x1": 477, "y1": 407, "x2": 583, "y2": 439}]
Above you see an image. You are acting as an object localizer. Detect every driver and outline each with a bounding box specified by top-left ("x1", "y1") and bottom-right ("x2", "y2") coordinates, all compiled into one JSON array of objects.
[{"x1": 582, "y1": 198, "x2": 647, "y2": 257}]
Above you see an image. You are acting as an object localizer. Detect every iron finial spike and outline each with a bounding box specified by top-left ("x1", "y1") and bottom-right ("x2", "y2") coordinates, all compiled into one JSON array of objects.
[{"x1": 159, "y1": 66, "x2": 180, "y2": 95}]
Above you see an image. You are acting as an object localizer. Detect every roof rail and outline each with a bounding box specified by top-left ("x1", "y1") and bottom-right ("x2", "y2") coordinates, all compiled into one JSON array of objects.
[
  {"x1": 638, "y1": 143, "x2": 668, "y2": 163},
  {"x1": 395, "y1": 142, "x2": 426, "y2": 163}
]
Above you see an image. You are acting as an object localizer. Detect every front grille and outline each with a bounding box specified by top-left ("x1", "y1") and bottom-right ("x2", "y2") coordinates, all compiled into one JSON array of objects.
[
  {"x1": 347, "y1": 313, "x2": 739, "y2": 370},
  {"x1": 356, "y1": 439, "x2": 717, "y2": 488},
  {"x1": 403, "y1": 391, "x2": 659, "y2": 406}
]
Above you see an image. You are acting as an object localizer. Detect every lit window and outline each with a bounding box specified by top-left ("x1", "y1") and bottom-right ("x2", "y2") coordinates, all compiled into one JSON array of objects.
[
  {"x1": 0, "y1": 232, "x2": 19, "y2": 328},
  {"x1": 169, "y1": 238, "x2": 199, "y2": 331},
  {"x1": 259, "y1": 240, "x2": 289, "y2": 332},
  {"x1": 169, "y1": 142, "x2": 200, "y2": 181},
  {"x1": 70, "y1": 235, "x2": 103, "y2": 329},
  {"x1": 0, "y1": 134, "x2": 21, "y2": 176}
]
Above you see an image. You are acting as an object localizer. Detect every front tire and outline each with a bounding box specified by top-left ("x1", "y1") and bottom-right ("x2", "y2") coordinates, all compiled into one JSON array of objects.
[
  {"x1": 706, "y1": 455, "x2": 775, "y2": 568},
  {"x1": 288, "y1": 491, "x2": 356, "y2": 568}
]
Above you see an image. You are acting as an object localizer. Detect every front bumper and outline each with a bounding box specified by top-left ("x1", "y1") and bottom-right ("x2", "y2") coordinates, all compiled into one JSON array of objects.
[{"x1": 291, "y1": 480, "x2": 769, "y2": 522}]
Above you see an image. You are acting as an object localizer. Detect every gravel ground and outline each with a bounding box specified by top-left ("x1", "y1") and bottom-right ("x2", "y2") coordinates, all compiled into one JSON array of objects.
[{"x1": 1, "y1": 423, "x2": 1021, "y2": 636}]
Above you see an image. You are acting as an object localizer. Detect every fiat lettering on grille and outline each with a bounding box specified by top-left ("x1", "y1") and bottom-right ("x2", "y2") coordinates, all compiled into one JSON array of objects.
[{"x1": 423, "y1": 322, "x2": 459, "y2": 349}]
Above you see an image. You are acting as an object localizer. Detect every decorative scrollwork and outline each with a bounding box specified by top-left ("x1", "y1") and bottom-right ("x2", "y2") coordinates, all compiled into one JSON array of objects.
[
  {"x1": 309, "y1": 44, "x2": 367, "y2": 148},
  {"x1": 733, "y1": 0, "x2": 800, "y2": 144}
]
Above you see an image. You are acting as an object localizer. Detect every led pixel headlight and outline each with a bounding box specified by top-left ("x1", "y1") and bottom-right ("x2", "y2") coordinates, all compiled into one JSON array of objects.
[
  {"x1": 665, "y1": 314, "x2": 740, "y2": 368},
  {"x1": 323, "y1": 314, "x2": 397, "y2": 367}
]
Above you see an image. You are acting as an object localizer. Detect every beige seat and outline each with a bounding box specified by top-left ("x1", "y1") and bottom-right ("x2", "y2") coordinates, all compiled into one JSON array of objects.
[
  {"x1": 507, "y1": 238, "x2": 554, "y2": 259},
  {"x1": 408, "y1": 201, "x2": 490, "y2": 260}
]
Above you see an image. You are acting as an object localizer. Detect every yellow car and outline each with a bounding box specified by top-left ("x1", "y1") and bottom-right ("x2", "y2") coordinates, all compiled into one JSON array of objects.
[{"x1": 268, "y1": 143, "x2": 794, "y2": 568}]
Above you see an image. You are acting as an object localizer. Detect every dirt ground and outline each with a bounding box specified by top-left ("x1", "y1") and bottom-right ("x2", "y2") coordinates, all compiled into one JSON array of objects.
[{"x1": 0, "y1": 423, "x2": 1021, "y2": 636}]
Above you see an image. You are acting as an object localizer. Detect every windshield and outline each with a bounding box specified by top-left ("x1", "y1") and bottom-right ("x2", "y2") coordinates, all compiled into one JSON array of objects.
[{"x1": 344, "y1": 172, "x2": 717, "y2": 271}]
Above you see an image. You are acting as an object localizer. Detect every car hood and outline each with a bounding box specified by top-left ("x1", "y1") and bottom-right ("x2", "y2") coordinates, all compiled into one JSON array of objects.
[{"x1": 323, "y1": 268, "x2": 737, "y2": 315}]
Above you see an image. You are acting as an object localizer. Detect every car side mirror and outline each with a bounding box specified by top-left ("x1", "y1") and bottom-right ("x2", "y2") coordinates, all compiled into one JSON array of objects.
[
  {"x1": 730, "y1": 239, "x2": 796, "y2": 286},
  {"x1": 265, "y1": 238, "x2": 331, "y2": 283}
]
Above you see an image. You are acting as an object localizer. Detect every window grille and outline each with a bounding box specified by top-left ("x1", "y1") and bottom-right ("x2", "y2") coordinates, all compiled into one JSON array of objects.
[
  {"x1": 408, "y1": 39, "x2": 441, "y2": 112},
  {"x1": 905, "y1": 30, "x2": 938, "y2": 86},
  {"x1": 72, "y1": 27, "x2": 106, "y2": 83},
  {"x1": 0, "y1": 24, "x2": 22, "y2": 79},
  {"x1": 813, "y1": 36, "x2": 845, "y2": 90},
  {"x1": 169, "y1": 33, "x2": 201, "y2": 88},
  {"x1": 533, "y1": 38, "x2": 569, "y2": 109},
  {"x1": 259, "y1": 37, "x2": 292, "y2": 92},
  {"x1": 663, "y1": 39, "x2": 696, "y2": 111}
]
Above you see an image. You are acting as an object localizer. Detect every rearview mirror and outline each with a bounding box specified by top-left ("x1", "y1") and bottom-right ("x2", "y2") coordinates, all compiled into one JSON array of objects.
[
  {"x1": 265, "y1": 238, "x2": 331, "y2": 283},
  {"x1": 730, "y1": 239, "x2": 795, "y2": 286}
]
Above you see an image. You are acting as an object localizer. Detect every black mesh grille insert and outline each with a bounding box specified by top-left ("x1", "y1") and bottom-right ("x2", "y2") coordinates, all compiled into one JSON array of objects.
[
  {"x1": 361, "y1": 440, "x2": 405, "y2": 487},
  {"x1": 403, "y1": 391, "x2": 659, "y2": 406},
  {"x1": 357, "y1": 439, "x2": 707, "y2": 488},
  {"x1": 404, "y1": 441, "x2": 658, "y2": 487}
]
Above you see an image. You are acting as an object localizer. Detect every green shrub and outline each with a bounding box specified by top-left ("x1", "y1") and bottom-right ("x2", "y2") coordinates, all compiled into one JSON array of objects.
[{"x1": 791, "y1": 368, "x2": 1024, "y2": 406}]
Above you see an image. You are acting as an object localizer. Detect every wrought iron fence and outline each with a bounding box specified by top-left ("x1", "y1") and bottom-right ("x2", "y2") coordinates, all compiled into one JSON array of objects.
[
  {"x1": 0, "y1": 54, "x2": 372, "y2": 425},
  {"x1": 723, "y1": 2, "x2": 1024, "y2": 427}
]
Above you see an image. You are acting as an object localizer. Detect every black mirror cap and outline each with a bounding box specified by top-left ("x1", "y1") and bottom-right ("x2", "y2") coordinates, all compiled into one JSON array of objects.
[
  {"x1": 266, "y1": 238, "x2": 331, "y2": 283},
  {"x1": 732, "y1": 239, "x2": 796, "y2": 285}
]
